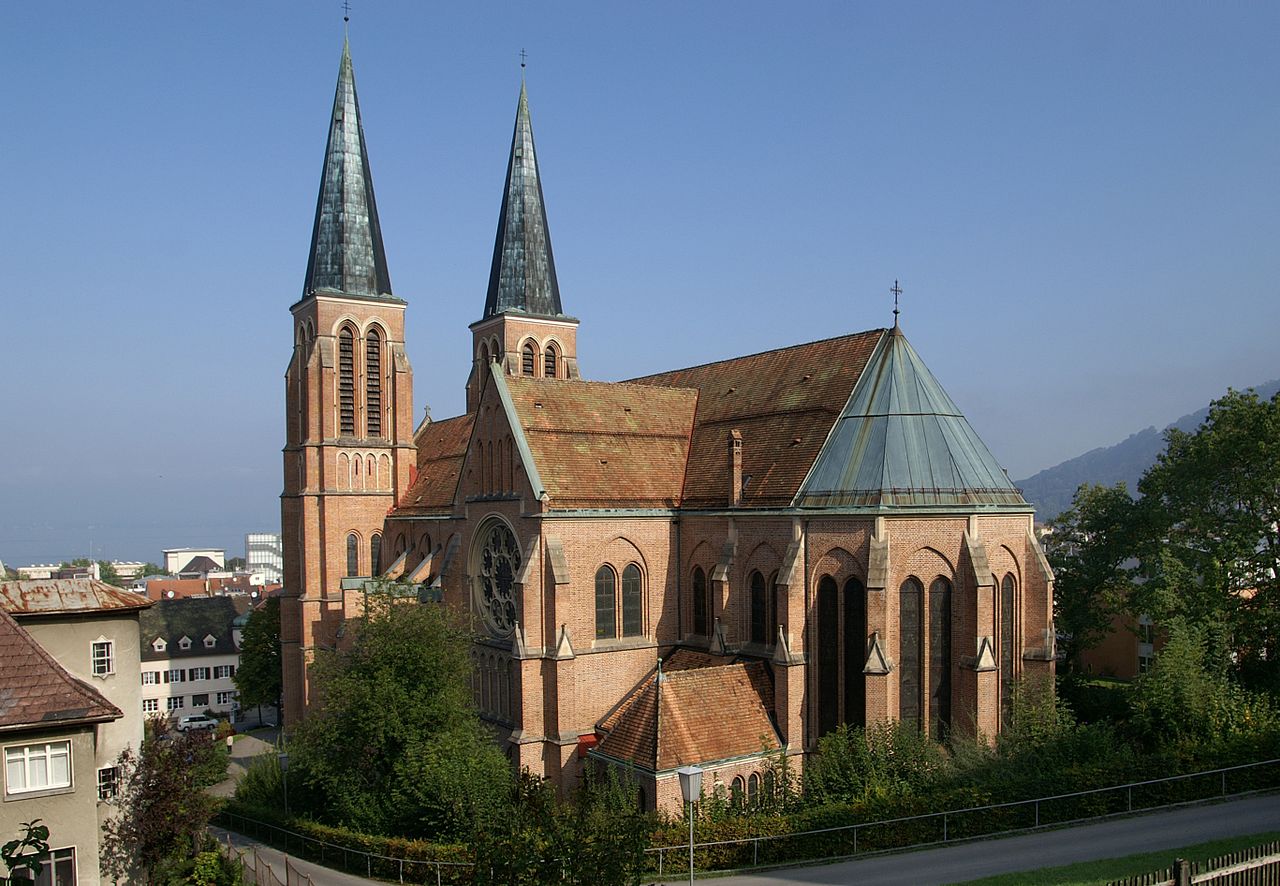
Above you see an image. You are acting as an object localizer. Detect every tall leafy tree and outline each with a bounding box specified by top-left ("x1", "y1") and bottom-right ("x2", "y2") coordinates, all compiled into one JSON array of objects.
[
  {"x1": 288, "y1": 586, "x2": 511, "y2": 839},
  {"x1": 234, "y1": 597, "x2": 282, "y2": 721},
  {"x1": 1045, "y1": 483, "x2": 1139, "y2": 671},
  {"x1": 1136, "y1": 389, "x2": 1280, "y2": 687}
]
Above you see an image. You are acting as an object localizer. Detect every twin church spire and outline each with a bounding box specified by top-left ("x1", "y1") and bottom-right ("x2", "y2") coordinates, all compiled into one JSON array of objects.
[{"x1": 302, "y1": 39, "x2": 562, "y2": 323}]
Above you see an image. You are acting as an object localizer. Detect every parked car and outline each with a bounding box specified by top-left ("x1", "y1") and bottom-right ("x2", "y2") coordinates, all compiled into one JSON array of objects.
[{"x1": 176, "y1": 714, "x2": 219, "y2": 732}]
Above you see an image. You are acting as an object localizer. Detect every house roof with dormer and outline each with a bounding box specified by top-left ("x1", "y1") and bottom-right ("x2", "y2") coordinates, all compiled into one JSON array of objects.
[
  {"x1": 138, "y1": 596, "x2": 251, "y2": 663},
  {"x1": 0, "y1": 609, "x2": 121, "y2": 733}
]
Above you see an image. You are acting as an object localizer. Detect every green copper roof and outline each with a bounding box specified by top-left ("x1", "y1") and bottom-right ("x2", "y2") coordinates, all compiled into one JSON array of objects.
[
  {"x1": 795, "y1": 328, "x2": 1026, "y2": 509},
  {"x1": 483, "y1": 82, "x2": 564, "y2": 319},
  {"x1": 302, "y1": 38, "x2": 393, "y2": 299}
]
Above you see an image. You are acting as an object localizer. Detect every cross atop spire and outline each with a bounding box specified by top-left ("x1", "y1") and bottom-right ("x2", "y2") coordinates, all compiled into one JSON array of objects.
[
  {"x1": 890, "y1": 279, "x2": 902, "y2": 330},
  {"x1": 302, "y1": 37, "x2": 394, "y2": 299},
  {"x1": 482, "y1": 81, "x2": 564, "y2": 319}
]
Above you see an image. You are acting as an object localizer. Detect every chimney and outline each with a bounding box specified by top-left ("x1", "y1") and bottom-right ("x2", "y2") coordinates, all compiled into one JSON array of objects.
[{"x1": 729, "y1": 429, "x2": 743, "y2": 507}]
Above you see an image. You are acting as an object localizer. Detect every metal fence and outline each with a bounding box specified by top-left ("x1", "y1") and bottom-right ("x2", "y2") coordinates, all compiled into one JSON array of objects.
[
  {"x1": 647, "y1": 758, "x2": 1280, "y2": 877},
  {"x1": 1108, "y1": 840, "x2": 1280, "y2": 886},
  {"x1": 222, "y1": 840, "x2": 314, "y2": 886},
  {"x1": 215, "y1": 812, "x2": 473, "y2": 885}
]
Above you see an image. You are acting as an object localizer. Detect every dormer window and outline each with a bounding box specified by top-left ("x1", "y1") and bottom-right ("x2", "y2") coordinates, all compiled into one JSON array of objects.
[
  {"x1": 152, "y1": 638, "x2": 167, "y2": 653},
  {"x1": 178, "y1": 636, "x2": 192, "y2": 650},
  {"x1": 203, "y1": 635, "x2": 217, "y2": 649}
]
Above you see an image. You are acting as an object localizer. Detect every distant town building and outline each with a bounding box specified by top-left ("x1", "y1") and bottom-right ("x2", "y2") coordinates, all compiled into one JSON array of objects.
[
  {"x1": 162, "y1": 548, "x2": 225, "y2": 575},
  {"x1": 107, "y1": 561, "x2": 147, "y2": 582},
  {"x1": 0, "y1": 578, "x2": 152, "y2": 883},
  {"x1": 245, "y1": 532, "x2": 283, "y2": 584},
  {"x1": 138, "y1": 596, "x2": 251, "y2": 719}
]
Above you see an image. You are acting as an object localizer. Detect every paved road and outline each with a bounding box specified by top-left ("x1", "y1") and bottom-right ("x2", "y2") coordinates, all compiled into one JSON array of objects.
[
  {"x1": 705, "y1": 793, "x2": 1280, "y2": 885},
  {"x1": 208, "y1": 727, "x2": 279, "y2": 798},
  {"x1": 214, "y1": 827, "x2": 376, "y2": 886}
]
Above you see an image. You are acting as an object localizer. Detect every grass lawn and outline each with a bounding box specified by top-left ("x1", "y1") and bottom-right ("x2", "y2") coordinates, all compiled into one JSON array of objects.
[{"x1": 947, "y1": 830, "x2": 1280, "y2": 885}]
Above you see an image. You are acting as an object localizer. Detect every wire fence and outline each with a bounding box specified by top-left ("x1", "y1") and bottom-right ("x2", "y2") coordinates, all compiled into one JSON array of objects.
[
  {"x1": 646, "y1": 758, "x2": 1280, "y2": 877},
  {"x1": 215, "y1": 757, "x2": 1280, "y2": 882}
]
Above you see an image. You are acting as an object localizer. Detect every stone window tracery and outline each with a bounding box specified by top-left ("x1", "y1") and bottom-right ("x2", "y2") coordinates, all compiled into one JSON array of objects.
[{"x1": 474, "y1": 520, "x2": 521, "y2": 637}]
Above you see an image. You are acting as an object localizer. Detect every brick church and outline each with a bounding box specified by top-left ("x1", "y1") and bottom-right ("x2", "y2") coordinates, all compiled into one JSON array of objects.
[{"x1": 280, "y1": 40, "x2": 1055, "y2": 812}]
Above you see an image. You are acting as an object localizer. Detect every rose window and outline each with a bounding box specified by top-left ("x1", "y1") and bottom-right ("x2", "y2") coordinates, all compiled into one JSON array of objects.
[{"x1": 476, "y1": 522, "x2": 521, "y2": 636}]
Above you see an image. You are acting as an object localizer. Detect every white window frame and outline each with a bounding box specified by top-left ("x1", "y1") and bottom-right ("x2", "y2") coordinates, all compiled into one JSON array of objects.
[
  {"x1": 4, "y1": 741, "x2": 72, "y2": 796},
  {"x1": 166, "y1": 696, "x2": 185, "y2": 711},
  {"x1": 142, "y1": 698, "x2": 159, "y2": 713},
  {"x1": 97, "y1": 765, "x2": 120, "y2": 801},
  {"x1": 217, "y1": 690, "x2": 239, "y2": 705},
  {"x1": 165, "y1": 668, "x2": 184, "y2": 683},
  {"x1": 141, "y1": 671, "x2": 160, "y2": 685},
  {"x1": 91, "y1": 638, "x2": 115, "y2": 676},
  {"x1": 188, "y1": 667, "x2": 210, "y2": 682},
  {"x1": 214, "y1": 664, "x2": 236, "y2": 679},
  {"x1": 203, "y1": 634, "x2": 217, "y2": 649},
  {"x1": 191, "y1": 693, "x2": 210, "y2": 707},
  {"x1": 178, "y1": 636, "x2": 192, "y2": 650},
  {"x1": 152, "y1": 637, "x2": 167, "y2": 652}
]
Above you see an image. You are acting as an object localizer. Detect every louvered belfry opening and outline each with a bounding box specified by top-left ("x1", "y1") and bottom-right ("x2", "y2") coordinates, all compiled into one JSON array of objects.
[
  {"x1": 366, "y1": 329, "x2": 382, "y2": 437},
  {"x1": 339, "y1": 327, "x2": 356, "y2": 436}
]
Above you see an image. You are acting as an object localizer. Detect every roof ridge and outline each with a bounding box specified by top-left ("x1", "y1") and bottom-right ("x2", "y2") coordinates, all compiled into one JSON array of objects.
[
  {"x1": 509, "y1": 375, "x2": 701, "y2": 396},
  {"x1": 627, "y1": 328, "x2": 887, "y2": 382}
]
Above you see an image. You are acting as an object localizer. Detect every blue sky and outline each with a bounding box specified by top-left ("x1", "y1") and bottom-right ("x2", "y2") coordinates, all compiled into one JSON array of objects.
[{"x1": 2, "y1": 2, "x2": 1277, "y2": 565}]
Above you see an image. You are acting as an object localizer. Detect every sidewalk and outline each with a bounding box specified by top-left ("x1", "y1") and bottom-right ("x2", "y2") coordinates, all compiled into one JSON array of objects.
[
  {"x1": 208, "y1": 728, "x2": 279, "y2": 798},
  {"x1": 215, "y1": 827, "x2": 377, "y2": 886}
]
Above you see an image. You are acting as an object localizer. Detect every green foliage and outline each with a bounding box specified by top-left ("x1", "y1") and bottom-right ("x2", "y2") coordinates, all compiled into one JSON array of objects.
[
  {"x1": 288, "y1": 587, "x2": 511, "y2": 840},
  {"x1": 233, "y1": 753, "x2": 285, "y2": 810},
  {"x1": 101, "y1": 725, "x2": 225, "y2": 883},
  {"x1": 142, "y1": 562, "x2": 167, "y2": 577},
  {"x1": 2, "y1": 819, "x2": 50, "y2": 885},
  {"x1": 1128, "y1": 620, "x2": 1280, "y2": 755},
  {"x1": 151, "y1": 838, "x2": 243, "y2": 886},
  {"x1": 233, "y1": 597, "x2": 281, "y2": 713},
  {"x1": 803, "y1": 721, "x2": 951, "y2": 805},
  {"x1": 98, "y1": 560, "x2": 121, "y2": 585},
  {"x1": 471, "y1": 769, "x2": 651, "y2": 886},
  {"x1": 1044, "y1": 483, "x2": 1139, "y2": 669}
]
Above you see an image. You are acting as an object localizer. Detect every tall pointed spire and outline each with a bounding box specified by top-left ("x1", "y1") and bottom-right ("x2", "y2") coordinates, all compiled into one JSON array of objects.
[
  {"x1": 483, "y1": 82, "x2": 563, "y2": 318},
  {"x1": 302, "y1": 37, "x2": 393, "y2": 299}
]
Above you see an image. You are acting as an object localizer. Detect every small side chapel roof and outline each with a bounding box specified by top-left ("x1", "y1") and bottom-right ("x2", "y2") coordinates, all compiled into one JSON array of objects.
[
  {"x1": 594, "y1": 658, "x2": 780, "y2": 772},
  {"x1": 396, "y1": 414, "x2": 476, "y2": 516},
  {"x1": 795, "y1": 327, "x2": 1026, "y2": 508}
]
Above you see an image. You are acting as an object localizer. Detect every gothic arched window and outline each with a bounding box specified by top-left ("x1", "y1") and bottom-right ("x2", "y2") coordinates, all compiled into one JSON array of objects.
[
  {"x1": 622, "y1": 563, "x2": 643, "y2": 637},
  {"x1": 370, "y1": 533, "x2": 382, "y2": 577},
  {"x1": 929, "y1": 577, "x2": 953, "y2": 740},
  {"x1": 844, "y1": 576, "x2": 866, "y2": 728},
  {"x1": 365, "y1": 328, "x2": 382, "y2": 437},
  {"x1": 521, "y1": 342, "x2": 536, "y2": 377},
  {"x1": 899, "y1": 577, "x2": 924, "y2": 728},
  {"x1": 749, "y1": 570, "x2": 767, "y2": 645},
  {"x1": 595, "y1": 565, "x2": 617, "y2": 640},
  {"x1": 338, "y1": 326, "x2": 356, "y2": 436},
  {"x1": 346, "y1": 533, "x2": 359, "y2": 577},
  {"x1": 1000, "y1": 572, "x2": 1017, "y2": 723},
  {"x1": 692, "y1": 566, "x2": 709, "y2": 636},
  {"x1": 544, "y1": 343, "x2": 559, "y2": 379},
  {"x1": 817, "y1": 575, "x2": 840, "y2": 737}
]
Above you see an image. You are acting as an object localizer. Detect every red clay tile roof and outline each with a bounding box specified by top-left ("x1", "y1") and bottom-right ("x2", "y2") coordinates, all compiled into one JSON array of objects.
[
  {"x1": 0, "y1": 609, "x2": 122, "y2": 732},
  {"x1": 506, "y1": 377, "x2": 697, "y2": 509},
  {"x1": 0, "y1": 579, "x2": 151, "y2": 615},
  {"x1": 595, "y1": 660, "x2": 780, "y2": 772},
  {"x1": 397, "y1": 414, "x2": 476, "y2": 515},
  {"x1": 630, "y1": 330, "x2": 885, "y2": 508}
]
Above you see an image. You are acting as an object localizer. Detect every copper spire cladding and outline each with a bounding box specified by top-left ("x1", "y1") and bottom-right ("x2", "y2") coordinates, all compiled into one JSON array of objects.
[
  {"x1": 302, "y1": 37, "x2": 393, "y2": 299},
  {"x1": 483, "y1": 82, "x2": 564, "y2": 319}
]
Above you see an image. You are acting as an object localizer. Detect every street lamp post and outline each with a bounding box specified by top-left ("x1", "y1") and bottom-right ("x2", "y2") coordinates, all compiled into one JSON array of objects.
[
  {"x1": 278, "y1": 750, "x2": 289, "y2": 818},
  {"x1": 677, "y1": 765, "x2": 703, "y2": 885}
]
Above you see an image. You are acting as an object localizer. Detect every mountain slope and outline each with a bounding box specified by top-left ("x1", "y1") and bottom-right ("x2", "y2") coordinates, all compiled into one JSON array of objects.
[{"x1": 1017, "y1": 379, "x2": 1280, "y2": 521}]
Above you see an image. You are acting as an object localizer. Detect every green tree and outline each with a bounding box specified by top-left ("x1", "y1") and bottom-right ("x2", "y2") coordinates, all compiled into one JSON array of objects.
[
  {"x1": 234, "y1": 597, "x2": 282, "y2": 721},
  {"x1": 101, "y1": 724, "x2": 226, "y2": 883},
  {"x1": 1137, "y1": 389, "x2": 1280, "y2": 689},
  {"x1": 97, "y1": 560, "x2": 121, "y2": 585},
  {"x1": 1044, "y1": 483, "x2": 1140, "y2": 671},
  {"x1": 288, "y1": 585, "x2": 511, "y2": 839},
  {"x1": 2, "y1": 820, "x2": 50, "y2": 885},
  {"x1": 141, "y1": 562, "x2": 167, "y2": 577}
]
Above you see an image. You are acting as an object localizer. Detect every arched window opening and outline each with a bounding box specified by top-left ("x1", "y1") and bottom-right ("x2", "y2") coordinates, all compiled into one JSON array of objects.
[
  {"x1": 929, "y1": 577, "x2": 953, "y2": 740},
  {"x1": 843, "y1": 576, "x2": 867, "y2": 728},
  {"x1": 595, "y1": 566, "x2": 617, "y2": 640},
  {"x1": 346, "y1": 533, "x2": 359, "y2": 577},
  {"x1": 479, "y1": 342, "x2": 490, "y2": 366},
  {"x1": 817, "y1": 575, "x2": 840, "y2": 737},
  {"x1": 749, "y1": 570, "x2": 767, "y2": 645},
  {"x1": 338, "y1": 326, "x2": 356, "y2": 435},
  {"x1": 521, "y1": 342, "x2": 536, "y2": 377},
  {"x1": 544, "y1": 343, "x2": 559, "y2": 379},
  {"x1": 1000, "y1": 573, "x2": 1017, "y2": 724},
  {"x1": 899, "y1": 578, "x2": 924, "y2": 728},
  {"x1": 730, "y1": 776, "x2": 745, "y2": 805},
  {"x1": 622, "y1": 564, "x2": 643, "y2": 637},
  {"x1": 365, "y1": 328, "x2": 383, "y2": 437},
  {"x1": 371, "y1": 533, "x2": 382, "y2": 576},
  {"x1": 692, "y1": 567, "x2": 709, "y2": 636},
  {"x1": 747, "y1": 773, "x2": 760, "y2": 805}
]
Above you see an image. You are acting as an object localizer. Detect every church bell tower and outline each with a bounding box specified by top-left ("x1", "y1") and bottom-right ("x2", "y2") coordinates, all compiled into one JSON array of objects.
[{"x1": 280, "y1": 37, "x2": 414, "y2": 726}]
